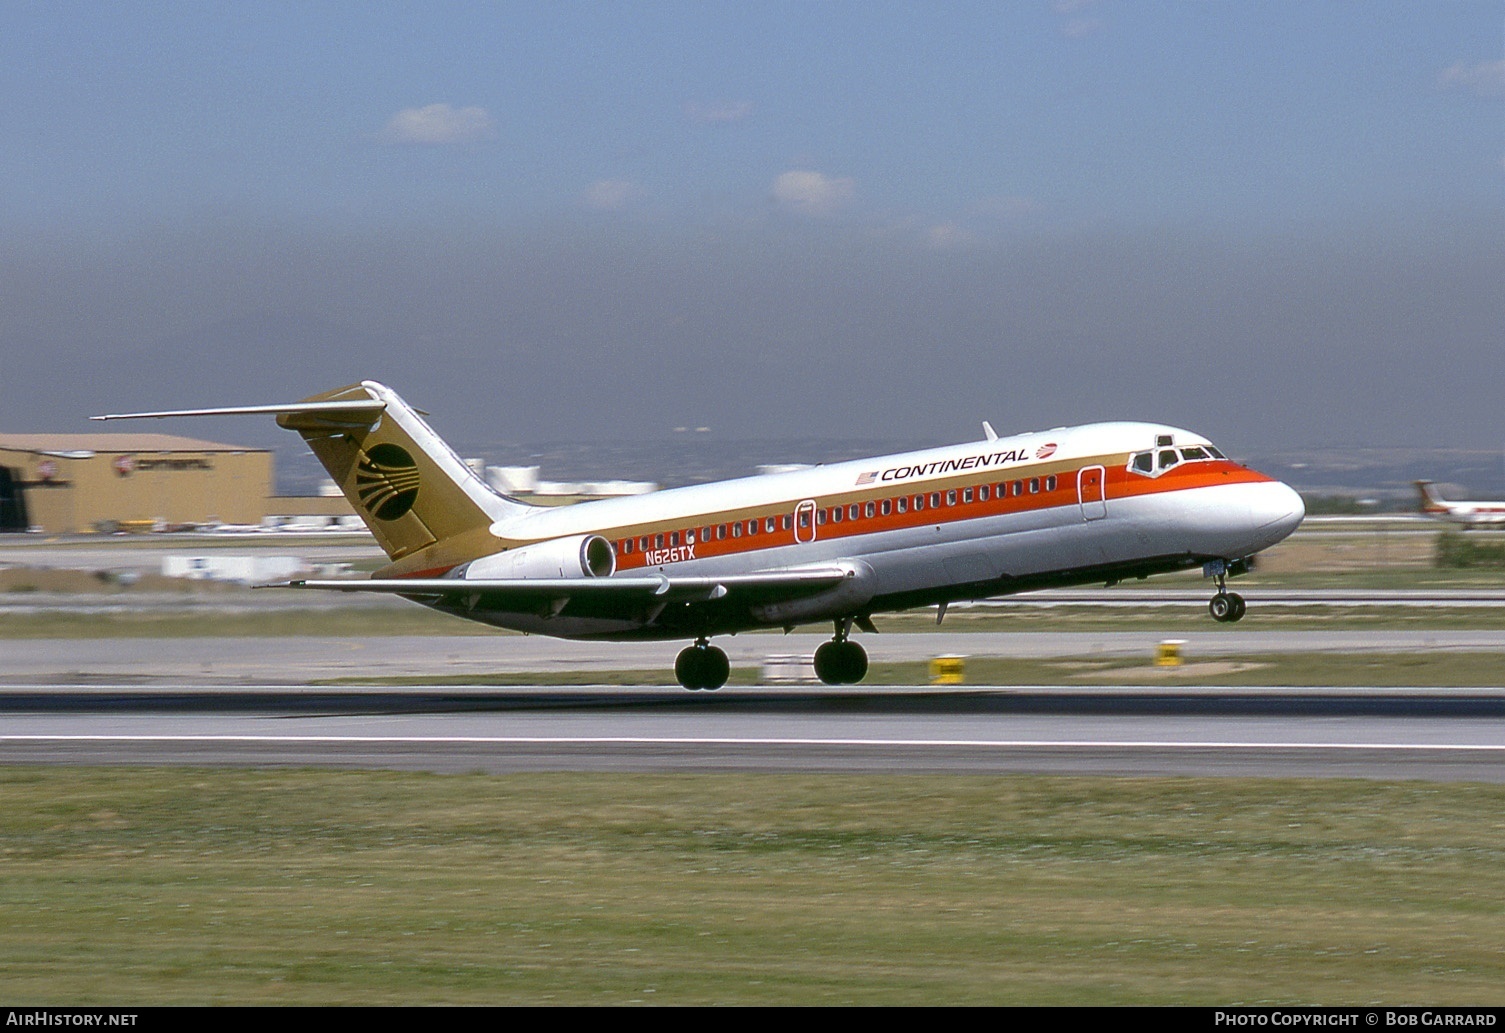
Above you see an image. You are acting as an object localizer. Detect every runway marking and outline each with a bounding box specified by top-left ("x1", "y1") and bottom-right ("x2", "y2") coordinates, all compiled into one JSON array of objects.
[{"x1": 3, "y1": 735, "x2": 1505, "y2": 752}]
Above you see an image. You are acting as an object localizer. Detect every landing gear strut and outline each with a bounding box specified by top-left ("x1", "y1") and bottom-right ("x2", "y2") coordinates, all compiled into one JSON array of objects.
[
  {"x1": 675, "y1": 638, "x2": 730, "y2": 690},
  {"x1": 813, "y1": 618, "x2": 869, "y2": 685},
  {"x1": 1207, "y1": 568, "x2": 1246, "y2": 623}
]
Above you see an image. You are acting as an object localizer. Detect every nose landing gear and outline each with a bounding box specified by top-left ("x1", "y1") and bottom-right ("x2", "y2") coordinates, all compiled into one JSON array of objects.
[
  {"x1": 675, "y1": 638, "x2": 730, "y2": 690},
  {"x1": 1208, "y1": 591, "x2": 1246, "y2": 623},
  {"x1": 1207, "y1": 565, "x2": 1247, "y2": 623},
  {"x1": 813, "y1": 618, "x2": 869, "y2": 685}
]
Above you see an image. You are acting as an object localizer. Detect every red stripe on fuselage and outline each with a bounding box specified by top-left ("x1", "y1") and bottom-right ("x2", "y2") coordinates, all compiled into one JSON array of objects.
[{"x1": 606, "y1": 457, "x2": 1272, "y2": 571}]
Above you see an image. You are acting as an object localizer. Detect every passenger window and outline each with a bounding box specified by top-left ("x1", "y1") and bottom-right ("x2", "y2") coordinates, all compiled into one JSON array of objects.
[
  {"x1": 1045, "y1": 476, "x2": 1056, "y2": 492},
  {"x1": 1029, "y1": 478, "x2": 1040, "y2": 494},
  {"x1": 731, "y1": 523, "x2": 742, "y2": 538},
  {"x1": 931, "y1": 492, "x2": 941, "y2": 509},
  {"x1": 864, "y1": 501, "x2": 875, "y2": 518},
  {"x1": 831, "y1": 507, "x2": 843, "y2": 523},
  {"x1": 897, "y1": 497, "x2": 908, "y2": 514},
  {"x1": 621, "y1": 539, "x2": 633, "y2": 554},
  {"x1": 768, "y1": 517, "x2": 778, "y2": 533},
  {"x1": 880, "y1": 499, "x2": 891, "y2": 516},
  {"x1": 748, "y1": 520, "x2": 758, "y2": 536},
  {"x1": 963, "y1": 487, "x2": 974, "y2": 503},
  {"x1": 851, "y1": 504, "x2": 862, "y2": 520},
  {"x1": 947, "y1": 490, "x2": 957, "y2": 506},
  {"x1": 669, "y1": 531, "x2": 679, "y2": 547},
  {"x1": 717, "y1": 525, "x2": 727, "y2": 541},
  {"x1": 978, "y1": 485, "x2": 990, "y2": 502},
  {"x1": 1012, "y1": 481, "x2": 1023, "y2": 496},
  {"x1": 914, "y1": 495, "x2": 925, "y2": 511}
]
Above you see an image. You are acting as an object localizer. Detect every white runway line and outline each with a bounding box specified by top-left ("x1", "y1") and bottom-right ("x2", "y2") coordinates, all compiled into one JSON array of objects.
[{"x1": 4, "y1": 734, "x2": 1505, "y2": 752}]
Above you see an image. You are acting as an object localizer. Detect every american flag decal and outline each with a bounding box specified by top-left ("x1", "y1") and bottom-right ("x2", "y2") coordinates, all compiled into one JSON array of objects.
[{"x1": 856, "y1": 471, "x2": 877, "y2": 485}]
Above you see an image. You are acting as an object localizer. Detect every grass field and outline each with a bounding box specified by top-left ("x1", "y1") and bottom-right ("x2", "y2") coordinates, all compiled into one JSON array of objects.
[{"x1": 1, "y1": 769, "x2": 1503, "y2": 1005}]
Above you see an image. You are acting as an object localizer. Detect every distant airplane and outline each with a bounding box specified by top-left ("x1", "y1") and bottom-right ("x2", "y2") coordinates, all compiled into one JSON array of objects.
[
  {"x1": 1414, "y1": 481, "x2": 1505, "y2": 528},
  {"x1": 96, "y1": 382, "x2": 1305, "y2": 689}
]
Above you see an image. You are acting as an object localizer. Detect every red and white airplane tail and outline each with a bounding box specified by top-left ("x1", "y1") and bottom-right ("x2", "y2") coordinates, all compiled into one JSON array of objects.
[{"x1": 1414, "y1": 480, "x2": 1505, "y2": 527}]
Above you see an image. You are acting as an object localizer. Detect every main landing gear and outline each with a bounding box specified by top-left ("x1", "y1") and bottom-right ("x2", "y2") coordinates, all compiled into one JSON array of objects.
[
  {"x1": 675, "y1": 638, "x2": 730, "y2": 691},
  {"x1": 1207, "y1": 568, "x2": 1246, "y2": 624},
  {"x1": 813, "y1": 619, "x2": 869, "y2": 685}
]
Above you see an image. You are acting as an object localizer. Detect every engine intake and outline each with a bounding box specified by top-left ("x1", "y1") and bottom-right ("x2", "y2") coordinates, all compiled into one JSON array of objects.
[{"x1": 464, "y1": 534, "x2": 616, "y2": 580}]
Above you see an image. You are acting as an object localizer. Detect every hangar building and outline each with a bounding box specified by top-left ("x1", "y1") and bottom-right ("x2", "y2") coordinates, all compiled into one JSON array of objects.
[{"x1": 0, "y1": 432, "x2": 273, "y2": 533}]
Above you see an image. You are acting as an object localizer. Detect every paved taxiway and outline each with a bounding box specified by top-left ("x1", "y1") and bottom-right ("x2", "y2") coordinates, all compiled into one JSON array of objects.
[{"x1": 5, "y1": 629, "x2": 1505, "y2": 683}]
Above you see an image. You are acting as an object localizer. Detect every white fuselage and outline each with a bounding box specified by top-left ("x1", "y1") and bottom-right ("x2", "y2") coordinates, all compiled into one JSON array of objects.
[
  {"x1": 431, "y1": 420, "x2": 1305, "y2": 640},
  {"x1": 1430, "y1": 503, "x2": 1505, "y2": 527}
]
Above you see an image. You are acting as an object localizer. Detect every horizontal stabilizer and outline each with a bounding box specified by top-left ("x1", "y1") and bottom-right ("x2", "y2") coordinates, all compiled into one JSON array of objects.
[{"x1": 92, "y1": 400, "x2": 387, "y2": 422}]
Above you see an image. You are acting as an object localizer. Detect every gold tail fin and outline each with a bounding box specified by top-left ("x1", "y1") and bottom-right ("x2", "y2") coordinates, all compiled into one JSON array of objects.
[
  {"x1": 278, "y1": 382, "x2": 529, "y2": 561},
  {"x1": 1413, "y1": 480, "x2": 1447, "y2": 514}
]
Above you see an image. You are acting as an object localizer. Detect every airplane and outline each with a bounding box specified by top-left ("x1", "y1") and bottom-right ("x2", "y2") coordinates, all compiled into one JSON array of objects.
[
  {"x1": 95, "y1": 381, "x2": 1305, "y2": 690},
  {"x1": 1414, "y1": 481, "x2": 1505, "y2": 528}
]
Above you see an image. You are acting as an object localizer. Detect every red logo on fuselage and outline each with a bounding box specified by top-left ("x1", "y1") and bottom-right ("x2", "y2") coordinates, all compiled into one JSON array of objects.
[{"x1": 1035, "y1": 443, "x2": 1057, "y2": 459}]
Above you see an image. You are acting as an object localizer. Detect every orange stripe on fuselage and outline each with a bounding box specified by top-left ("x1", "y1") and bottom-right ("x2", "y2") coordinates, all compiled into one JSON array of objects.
[{"x1": 607, "y1": 456, "x2": 1272, "y2": 571}]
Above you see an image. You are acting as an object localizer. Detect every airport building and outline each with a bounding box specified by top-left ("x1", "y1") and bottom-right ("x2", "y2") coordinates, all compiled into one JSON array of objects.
[
  {"x1": 0, "y1": 433, "x2": 656, "y2": 534},
  {"x1": 0, "y1": 432, "x2": 277, "y2": 533}
]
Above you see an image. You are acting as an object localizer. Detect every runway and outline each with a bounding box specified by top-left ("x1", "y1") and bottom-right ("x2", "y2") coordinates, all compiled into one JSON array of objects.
[
  {"x1": 4, "y1": 624, "x2": 1505, "y2": 781},
  {"x1": 4, "y1": 681, "x2": 1505, "y2": 781}
]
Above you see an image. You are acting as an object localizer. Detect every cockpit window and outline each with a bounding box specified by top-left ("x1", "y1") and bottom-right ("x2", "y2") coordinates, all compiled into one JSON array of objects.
[{"x1": 1131, "y1": 441, "x2": 1227, "y2": 477}]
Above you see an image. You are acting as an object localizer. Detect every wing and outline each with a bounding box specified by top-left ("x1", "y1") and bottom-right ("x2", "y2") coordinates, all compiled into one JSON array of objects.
[{"x1": 262, "y1": 566, "x2": 856, "y2": 607}]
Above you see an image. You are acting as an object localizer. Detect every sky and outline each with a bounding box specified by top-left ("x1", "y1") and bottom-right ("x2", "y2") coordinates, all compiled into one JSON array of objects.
[{"x1": 2, "y1": 1, "x2": 1502, "y2": 456}]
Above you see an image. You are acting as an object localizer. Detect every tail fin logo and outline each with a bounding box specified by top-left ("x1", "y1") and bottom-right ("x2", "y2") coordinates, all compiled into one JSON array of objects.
[{"x1": 356, "y1": 443, "x2": 420, "y2": 520}]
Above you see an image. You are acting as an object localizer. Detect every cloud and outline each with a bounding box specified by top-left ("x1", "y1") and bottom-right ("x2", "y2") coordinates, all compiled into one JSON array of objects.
[
  {"x1": 1053, "y1": 0, "x2": 1105, "y2": 38},
  {"x1": 975, "y1": 195, "x2": 1041, "y2": 219},
  {"x1": 1059, "y1": 17, "x2": 1105, "y2": 38},
  {"x1": 771, "y1": 170, "x2": 856, "y2": 216},
  {"x1": 684, "y1": 100, "x2": 754, "y2": 124},
  {"x1": 377, "y1": 104, "x2": 496, "y2": 145},
  {"x1": 582, "y1": 179, "x2": 640, "y2": 211},
  {"x1": 925, "y1": 223, "x2": 975, "y2": 249},
  {"x1": 1438, "y1": 59, "x2": 1505, "y2": 97}
]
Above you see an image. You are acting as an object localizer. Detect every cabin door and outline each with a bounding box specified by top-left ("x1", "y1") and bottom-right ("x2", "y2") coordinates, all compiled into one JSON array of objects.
[
  {"x1": 1078, "y1": 466, "x2": 1107, "y2": 521},
  {"x1": 795, "y1": 499, "x2": 818, "y2": 543}
]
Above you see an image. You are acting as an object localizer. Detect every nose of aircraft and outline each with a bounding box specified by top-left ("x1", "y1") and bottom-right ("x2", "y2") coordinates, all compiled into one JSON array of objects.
[{"x1": 1247, "y1": 480, "x2": 1305, "y2": 551}]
